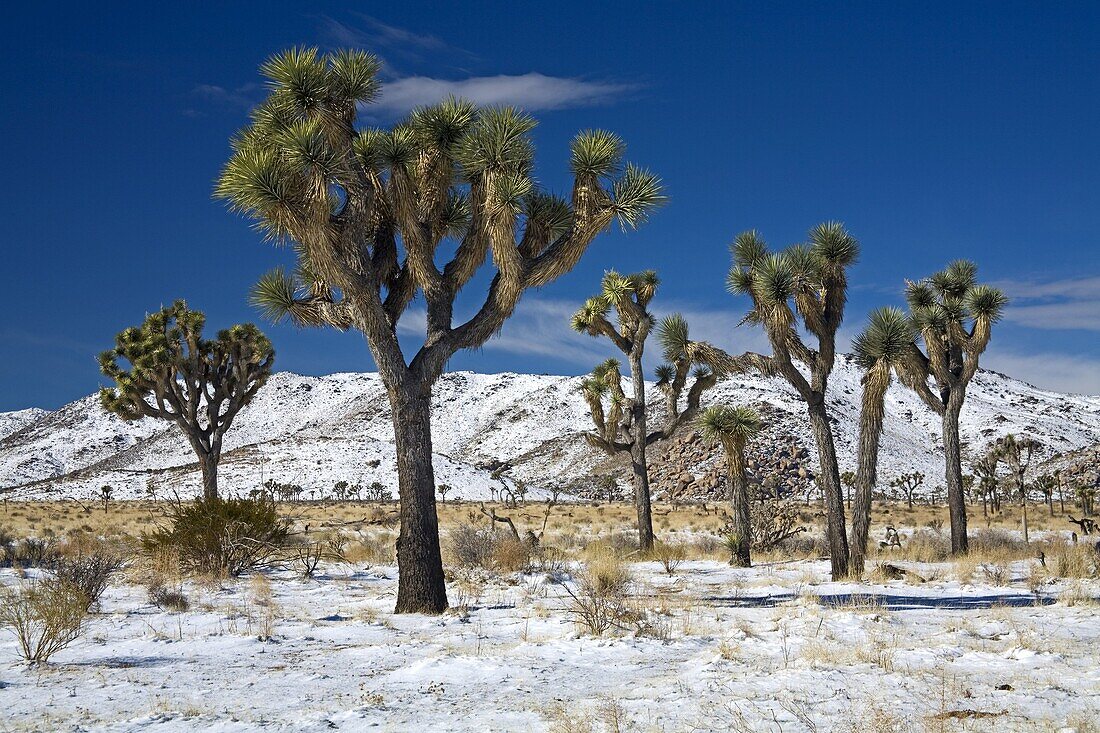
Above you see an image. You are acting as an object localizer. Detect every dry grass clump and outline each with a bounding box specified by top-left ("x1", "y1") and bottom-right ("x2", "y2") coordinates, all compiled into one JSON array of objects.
[
  {"x1": 0, "y1": 576, "x2": 88, "y2": 663},
  {"x1": 344, "y1": 530, "x2": 395, "y2": 565},
  {"x1": 1045, "y1": 540, "x2": 1099, "y2": 579},
  {"x1": 564, "y1": 552, "x2": 633, "y2": 636},
  {"x1": 894, "y1": 529, "x2": 951, "y2": 563},
  {"x1": 445, "y1": 524, "x2": 532, "y2": 573},
  {"x1": 51, "y1": 536, "x2": 127, "y2": 610},
  {"x1": 647, "y1": 540, "x2": 686, "y2": 575}
]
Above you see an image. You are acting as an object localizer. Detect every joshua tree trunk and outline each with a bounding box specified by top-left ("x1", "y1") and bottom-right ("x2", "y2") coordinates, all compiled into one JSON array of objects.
[
  {"x1": 391, "y1": 389, "x2": 447, "y2": 614},
  {"x1": 1021, "y1": 490, "x2": 1030, "y2": 544},
  {"x1": 628, "y1": 352, "x2": 655, "y2": 552},
  {"x1": 726, "y1": 442, "x2": 752, "y2": 567},
  {"x1": 199, "y1": 452, "x2": 219, "y2": 501},
  {"x1": 808, "y1": 399, "x2": 849, "y2": 578},
  {"x1": 943, "y1": 395, "x2": 969, "y2": 554},
  {"x1": 850, "y1": 371, "x2": 888, "y2": 577}
]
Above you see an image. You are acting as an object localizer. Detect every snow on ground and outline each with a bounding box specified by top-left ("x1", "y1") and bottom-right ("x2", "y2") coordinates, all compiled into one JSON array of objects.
[{"x1": 2, "y1": 557, "x2": 1098, "y2": 731}]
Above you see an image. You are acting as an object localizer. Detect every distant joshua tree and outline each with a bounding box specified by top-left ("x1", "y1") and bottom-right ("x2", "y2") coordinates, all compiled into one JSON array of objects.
[
  {"x1": 99, "y1": 484, "x2": 114, "y2": 513},
  {"x1": 900, "y1": 261, "x2": 1008, "y2": 554},
  {"x1": 973, "y1": 452, "x2": 1001, "y2": 515},
  {"x1": 216, "y1": 49, "x2": 664, "y2": 613},
  {"x1": 697, "y1": 405, "x2": 763, "y2": 567},
  {"x1": 890, "y1": 471, "x2": 926, "y2": 510},
  {"x1": 1035, "y1": 473, "x2": 1058, "y2": 517},
  {"x1": 99, "y1": 301, "x2": 274, "y2": 500},
  {"x1": 993, "y1": 434, "x2": 1042, "y2": 543},
  {"x1": 727, "y1": 223, "x2": 859, "y2": 580},
  {"x1": 573, "y1": 272, "x2": 767, "y2": 550},
  {"x1": 436, "y1": 484, "x2": 451, "y2": 504},
  {"x1": 849, "y1": 307, "x2": 933, "y2": 575}
]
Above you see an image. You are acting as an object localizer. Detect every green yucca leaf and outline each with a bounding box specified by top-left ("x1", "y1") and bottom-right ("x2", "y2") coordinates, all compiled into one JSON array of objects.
[
  {"x1": 410, "y1": 96, "x2": 477, "y2": 152},
  {"x1": 808, "y1": 221, "x2": 859, "y2": 268},
  {"x1": 260, "y1": 47, "x2": 329, "y2": 112},
  {"x1": 697, "y1": 404, "x2": 763, "y2": 443},
  {"x1": 327, "y1": 49, "x2": 382, "y2": 103},
  {"x1": 570, "y1": 129, "x2": 625, "y2": 178},
  {"x1": 752, "y1": 253, "x2": 796, "y2": 305},
  {"x1": 731, "y1": 230, "x2": 768, "y2": 269},
  {"x1": 656, "y1": 313, "x2": 690, "y2": 361},
  {"x1": 455, "y1": 106, "x2": 537, "y2": 177},
  {"x1": 610, "y1": 164, "x2": 666, "y2": 230},
  {"x1": 353, "y1": 128, "x2": 389, "y2": 172},
  {"x1": 905, "y1": 281, "x2": 936, "y2": 310},
  {"x1": 852, "y1": 307, "x2": 914, "y2": 369},
  {"x1": 965, "y1": 284, "x2": 1008, "y2": 322},
  {"x1": 654, "y1": 364, "x2": 675, "y2": 382},
  {"x1": 523, "y1": 192, "x2": 573, "y2": 239},
  {"x1": 726, "y1": 267, "x2": 755, "y2": 296},
  {"x1": 250, "y1": 268, "x2": 301, "y2": 323}
]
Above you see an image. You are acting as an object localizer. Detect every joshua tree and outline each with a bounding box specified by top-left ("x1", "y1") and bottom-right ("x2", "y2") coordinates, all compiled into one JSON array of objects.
[
  {"x1": 973, "y1": 452, "x2": 1001, "y2": 515},
  {"x1": 573, "y1": 276, "x2": 764, "y2": 550},
  {"x1": 993, "y1": 434, "x2": 1042, "y2": 543},
  {"x1": 901, "y1": 261, "x2": 1008, "y2": 554},
  {"x1": 840, "y1": 471, "x2": 855, "y2": 509},
  {"x1": 697, "y1": 405, "x2": 763, "y2": 567},
  {"x1": 99, "y1": 301, "x2": 274, "y2": 500},
  {"x1": 727, "y1": 223, "x2": 859, "y2": 580},
  {"x1": 890, "y1": 471, "x2": 926, "y2": 509},
  {"x1": 436, "y1": 484, "x2": 451, "y2": 504},
  {"x1": 216, "y1": 49, "x2": 663, "y2": 613},
  {"x1": 849, "y1": 307, "x2": 932, "y2": 575},
  {"x1": 99, "y1": 484, "x2": 113, "y2": 514},
  {"x1": 1035, "y1": 473, "x2": 1058, "y2": 517}
]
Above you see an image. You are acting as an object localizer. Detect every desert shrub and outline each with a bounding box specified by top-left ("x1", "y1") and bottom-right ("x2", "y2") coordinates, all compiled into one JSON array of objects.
[
  {"x1": 148, "y1": 582, "x2": 190, "y2": 612},
  {"x1": 447, "y1": 524, "x2": 496, "y2": 568},
  {"x1": 345, "y1": 530, "x2": 395, "y2": 565},
  {"x1": 0, "y1": 577, "x2": 88, "y2": 663},
  {"x1": 1048, "y1": 542, "x2": 1099, "y2": 579},
  {"x1": 531, "y1": 546, "x2": 569, "y2": 576},
  {"x1": 649, "y1": 541, "x2": 686, "y2": 575},
  {"x1": 1, "y1": 536, "x2": 59, "y2": 569},
  {"x1": 492, "y1": 533, "x2": 532, "y2": 572},
  {"x1": 445, "y1": 524, "x2": 531, "y2": 572},
  {"x1": 289, "y1": 533, "x2": 347, "y2": 578},
  {"x1": 564, "y1": 554, "x2": 634, "y2": 636},
  {"x1": 897, "y1": 529, "x2": 951, "y2": 563},
  {"x1": 970, "y1": 528, "x2": 1026, "y2": 556},
  {"x1": 52, "y1": 540, "x2": 126, "y2": 611},
  {"x1": 141, "y1": 495, "x2": 291, "y2": 577}
]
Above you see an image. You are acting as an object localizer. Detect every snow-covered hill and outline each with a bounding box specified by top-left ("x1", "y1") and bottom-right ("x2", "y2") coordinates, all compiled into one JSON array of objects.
[{"x1": 2, "y1": 359, "x2": 1099, "y2": 502}]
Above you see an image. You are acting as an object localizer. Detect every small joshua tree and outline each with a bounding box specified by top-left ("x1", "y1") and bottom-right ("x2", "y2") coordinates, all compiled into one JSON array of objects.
[
  {"x1": 218, "y1": 48, "x2": 664, "y2": 613},
  {"x1": 890, "y1": 471, "x2": 925, "y2": 510},
  {"x1": 99, "y1": 301, "x2": 274, "y2": 500},
  {"x1": 902, "y1": 261, "x2": 1008, "y2": 554},
  {"x1": 573, "y1": 275, "x2": 761, "y2": 550},
  {"x1": 727, "y1": 223, "x2": 859, "y2": 580},
  {"x1": 436, "y1": 484, "x2": 451, "y2": 504},
  {"x1": 973, "y1": 452, "x2": 1001, "y2": 515},
  {"x1": 697, "y1": 405, "x2": 763, "y2": 567},
  {"x1": 1035, "y1": 473, "x2": 1058, "y2": 517},
  {"x1": 99, "y1": 484, "x2": 113, "y2": 514},
  {"x1": 993, "y1": 434, "x2": 1042, "y2": 543}
]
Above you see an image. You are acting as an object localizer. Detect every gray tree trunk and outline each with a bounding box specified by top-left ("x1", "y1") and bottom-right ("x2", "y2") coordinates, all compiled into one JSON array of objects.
[
  {"x1": 942, "y1": 395, "x2": 969, "y2": 554},
  {"x1": 727, "y1": 444, "x2": 752, "y2": 567},
  {"x1": 850, "y1": 383, "x2": 887, "y2": 577},
  {"x1": 628, "y1": 352, "x2": 654, "y2": 552},
  {"x1": 391, "y1": 389, "x2": 448, "y2": 614},
  {"x1": 808, "y1": 399, "x2": 849, "y2": 579},
  {"x1": 199, "y1": 452, "x2": 219, "y2": 501}
]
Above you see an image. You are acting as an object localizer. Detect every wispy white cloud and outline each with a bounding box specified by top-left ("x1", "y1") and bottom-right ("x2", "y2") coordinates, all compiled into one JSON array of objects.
[
  {"x1": 372, "y1": 73, "x2": 638, "y2": 114},
  {"x1": 993, "y1": 275, "x2": 1100, "y2": 332},
  {"x1": 319, "y1": 14, "x2": 454, "y2": 60}
]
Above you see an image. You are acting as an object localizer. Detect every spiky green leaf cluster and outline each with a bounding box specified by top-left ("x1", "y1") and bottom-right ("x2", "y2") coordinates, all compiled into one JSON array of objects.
[
  {"x1": 852, "y1": 307, "x2": 914, "y2": 369},
  {"x1": 697, "y1": 405, "x2": 764, "y2": 444}
]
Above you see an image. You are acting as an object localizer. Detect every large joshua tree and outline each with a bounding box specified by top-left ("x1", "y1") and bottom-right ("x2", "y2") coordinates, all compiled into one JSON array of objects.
[
  {"x1": 215, "y1": 48, "x2": 664, "y2": 613},
  {"x1": 572, "y1": 276, "x2": 757, "y2": 550},
  {"x1": 902, "y1": 261, "x2": 1008, "y2": 554},
  {"x1": 99, "y1": 301, "x2": 274, "y2": 500},
  {"x1": 697, "y1": 405, "x2": 763, "y2": 567},
  {"x1": 727, "y1": 223, "x2": 859, "y2": 580},
  {"x1": 848, "y1": 307, "x2": 933, "y2": 575}
]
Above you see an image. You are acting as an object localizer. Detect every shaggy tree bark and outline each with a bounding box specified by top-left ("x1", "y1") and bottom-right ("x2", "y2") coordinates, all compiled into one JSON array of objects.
[
  {"x1": 725, "y1": 438, "x2": 752, "y2": 567},
  {"x1": 849, "y1": 363, "x2": 889, "y2": 577}
]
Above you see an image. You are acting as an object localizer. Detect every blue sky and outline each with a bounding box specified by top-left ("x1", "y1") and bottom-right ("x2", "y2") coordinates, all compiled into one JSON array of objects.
[{"x1": 2, "y1": 1, "x2": 1098, "y2": 411}]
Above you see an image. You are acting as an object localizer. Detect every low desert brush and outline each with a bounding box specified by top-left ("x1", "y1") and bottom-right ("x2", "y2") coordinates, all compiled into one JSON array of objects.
[{"x1": 0, "y1": 576, "x2": 88, "y2": 664}]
